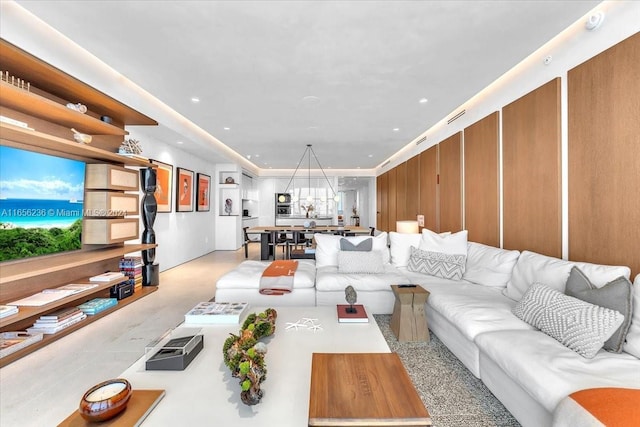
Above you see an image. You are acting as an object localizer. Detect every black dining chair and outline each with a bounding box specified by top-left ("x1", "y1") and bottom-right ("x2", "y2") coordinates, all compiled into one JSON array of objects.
[
  {"x1": 242, "y1": 227, "x2": 260, "y2": 258},
  {"x1": 369, "y1": 226, "x2": 376, "y2": 236}
]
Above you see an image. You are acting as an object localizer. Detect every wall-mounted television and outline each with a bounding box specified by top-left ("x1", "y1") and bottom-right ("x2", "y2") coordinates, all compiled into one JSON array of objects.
[{"x1": 0, "y1": 145, "x2": 85, "y2": 262}]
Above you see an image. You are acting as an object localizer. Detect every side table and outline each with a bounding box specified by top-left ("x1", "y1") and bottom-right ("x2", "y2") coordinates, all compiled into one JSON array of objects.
[{"x1": 390, "y1": 285, "x2": 430, "y2": 343}]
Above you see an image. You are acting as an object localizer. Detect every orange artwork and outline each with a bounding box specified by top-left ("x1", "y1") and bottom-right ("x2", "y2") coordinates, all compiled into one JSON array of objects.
[
  {"x1": 176, "y1": 167, "x2": 194, "y2": 212},
  {"x1": 197, "y1": 173, "x2": 210, "y2": 211},
  {"x1": 150, "y1": 160, "x2": 173, "y2": 212}
]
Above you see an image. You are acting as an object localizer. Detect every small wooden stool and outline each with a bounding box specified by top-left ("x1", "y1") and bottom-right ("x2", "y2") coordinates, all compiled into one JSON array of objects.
[{"x1": 390, "y1": 285, "x2": 430, "y2": 343}]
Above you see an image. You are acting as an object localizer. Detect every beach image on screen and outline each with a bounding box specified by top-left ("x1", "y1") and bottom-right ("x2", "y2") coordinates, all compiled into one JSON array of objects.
[{"x1": 0, "y1": 146, "x2": 85, "y2": 261}]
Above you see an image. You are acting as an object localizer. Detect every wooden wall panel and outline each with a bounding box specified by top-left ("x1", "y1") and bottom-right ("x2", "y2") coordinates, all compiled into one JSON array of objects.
[
  {"x1": 388, "y1": 168, "x2": 397, "y2": 232},
  {"x1": 406, "y1": 156, "x2": 420, "y2": 219},
  {"x1": 376, "y1": 172, "x2": 388, "y2": 232},
  {"x1": 464, "y1": 112, "x2": 500, "y2": 246},
  {"x1": 395, "y1": 162, "x2": 407, "y2": 221},
  {"x1": 419, "y1": 146, "x2": 438, "y2": 231},
  {"x1": 568, "y1": 32, "x2": 640, "y2": 277},
  {"x1": 503, "y1": 78, "x2": 561, "y2": 257},
  {"x1": 438, "y1": 132, "x2": 462, "y2": 233}
]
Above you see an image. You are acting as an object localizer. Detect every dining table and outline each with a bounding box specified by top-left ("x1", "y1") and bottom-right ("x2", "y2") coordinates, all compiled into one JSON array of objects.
[{"x1": 245, "y1": 225, "x2": 372, "y2": 260}]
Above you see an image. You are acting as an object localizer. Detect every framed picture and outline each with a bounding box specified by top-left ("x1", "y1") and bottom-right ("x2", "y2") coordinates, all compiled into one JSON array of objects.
[
  {"x1": 150, "y1": 159, "x2": 173, "y2": 213},
  {"x1": 196, "y1": 173, "x2": 211, "y2": 212},
  {"x1": 176, "y1": 167, "x2": 194, "y2": 212}
]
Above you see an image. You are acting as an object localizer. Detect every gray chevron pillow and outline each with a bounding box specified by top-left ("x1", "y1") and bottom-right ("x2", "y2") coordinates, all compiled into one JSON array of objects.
[
  {"x1": 407, "y1": 246, "x2": 466, "y2": 280},
  {"x1": 513, "y1": 283, "x2": 624, "y2": 359}
]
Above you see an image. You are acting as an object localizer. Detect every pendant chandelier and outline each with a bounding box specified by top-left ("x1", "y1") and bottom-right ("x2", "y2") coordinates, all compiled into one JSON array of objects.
[{"x1": 280, "y1": 144, "x2": 339, "y2": 203}]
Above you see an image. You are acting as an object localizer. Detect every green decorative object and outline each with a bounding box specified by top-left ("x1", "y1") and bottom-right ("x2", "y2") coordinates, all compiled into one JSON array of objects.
[{"x1": 222, "y1": 308, "x2": 277, "y2": 405}]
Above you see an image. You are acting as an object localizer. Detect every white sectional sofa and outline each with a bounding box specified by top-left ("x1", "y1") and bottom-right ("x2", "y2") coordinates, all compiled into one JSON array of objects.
[{"x1": 215, "y1": 230, "x2": 640, "y2": 427}]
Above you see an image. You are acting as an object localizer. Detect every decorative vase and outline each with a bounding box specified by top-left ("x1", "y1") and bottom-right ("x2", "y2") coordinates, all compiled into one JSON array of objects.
[{"x1": 305, "y1": 211, "x2": 309, "y2": 218}]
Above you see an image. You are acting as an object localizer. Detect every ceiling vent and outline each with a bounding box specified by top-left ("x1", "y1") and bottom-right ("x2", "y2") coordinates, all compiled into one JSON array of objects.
[
  {"x1": 447, "y1": 109, "x2": 466, "y2": 124},
  {"x1": 381, "y1": 160, "x2": 391, "y2": 168},
  {"x1": 416, "y1": 136, "x2": 427, "y2": 145}
]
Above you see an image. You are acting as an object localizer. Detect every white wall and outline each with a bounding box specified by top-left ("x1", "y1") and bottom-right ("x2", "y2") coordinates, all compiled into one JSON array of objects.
[{"x1": 129, "y1": 129, "x2": 216, "y2": 271}]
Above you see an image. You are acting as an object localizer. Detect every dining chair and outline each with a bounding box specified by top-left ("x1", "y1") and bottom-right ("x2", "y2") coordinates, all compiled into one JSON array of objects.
[{"x1": 242, "y1": 227, "x2": 260, "y2": 258}]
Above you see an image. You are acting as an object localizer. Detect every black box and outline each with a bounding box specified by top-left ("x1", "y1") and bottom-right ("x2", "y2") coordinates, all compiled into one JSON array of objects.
[
  {"x1": 110, "y1": 282, "x2": 134, "y2": 300},
  {"x1": 145, "y1": 334, "x2": 204, "y2": 371}
]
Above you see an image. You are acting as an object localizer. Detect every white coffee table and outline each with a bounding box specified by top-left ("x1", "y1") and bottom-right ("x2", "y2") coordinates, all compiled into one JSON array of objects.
[{"x1": 118, "y1": 306, "x2": 390, "y2": 426}]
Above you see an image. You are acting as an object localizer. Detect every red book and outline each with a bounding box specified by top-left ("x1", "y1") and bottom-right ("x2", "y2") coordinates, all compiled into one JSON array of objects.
[{"x1": 336, "y1": 304, "x2": 369, "y2": 323}]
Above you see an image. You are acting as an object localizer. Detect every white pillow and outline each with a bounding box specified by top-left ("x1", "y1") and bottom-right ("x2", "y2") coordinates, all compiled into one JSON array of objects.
[
  {"x1": 504, "y1": 251, "x2": 630, "y2": 301},
  {"x1": 623, "y1": 274, "x2": 640, "y2": 358},
  {"x1": 513, "y1": 283, "x2": 624, "y2": 359},
  {"x1": 315, "y1": 232, "x2": 389, "y2": 268},
  {"x1": 419, "y1": 229, "x2": 468, "y2": 255},
  {"x1": 462, "y1": 242, "x2": 520, "y2": 288},
  {"x1": 389, "y1": 230, "x2": 450, "y2": 268}
]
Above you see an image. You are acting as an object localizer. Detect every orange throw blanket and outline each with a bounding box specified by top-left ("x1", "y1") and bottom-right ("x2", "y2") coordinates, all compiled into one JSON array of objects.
[
  {"x1": 554, "y1": 388, "x2": 640, "y2": 427},
  {"x1": 259, "y1": 260, "x2": 298, "y2": 295}
]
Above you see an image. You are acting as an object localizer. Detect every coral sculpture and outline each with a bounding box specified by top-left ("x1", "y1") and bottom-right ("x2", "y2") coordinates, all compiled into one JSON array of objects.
[{"x1": 222, "y1": 308, "x2": 277, "y2": 405}]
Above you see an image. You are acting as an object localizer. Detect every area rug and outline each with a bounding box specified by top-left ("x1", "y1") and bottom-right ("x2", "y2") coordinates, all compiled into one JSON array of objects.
[{"x1": 374, "y1": 314, "x2": 521, "y2": 427}]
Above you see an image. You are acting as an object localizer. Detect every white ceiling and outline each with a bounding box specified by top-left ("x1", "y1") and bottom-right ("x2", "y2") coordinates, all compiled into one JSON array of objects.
[{"x1": 16, "y1": 0, "x2": 601, "y2": 170}]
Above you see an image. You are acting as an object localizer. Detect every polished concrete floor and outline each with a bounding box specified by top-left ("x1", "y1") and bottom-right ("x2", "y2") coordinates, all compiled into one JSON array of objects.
[{"x1": 0, "y1": 246, "x2": 257, "y2": 427}]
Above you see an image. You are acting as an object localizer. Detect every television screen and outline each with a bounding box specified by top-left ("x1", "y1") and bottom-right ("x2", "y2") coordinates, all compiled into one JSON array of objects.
[{"x1": 0, "y1": 146, "x2": 85, "y2": 262}]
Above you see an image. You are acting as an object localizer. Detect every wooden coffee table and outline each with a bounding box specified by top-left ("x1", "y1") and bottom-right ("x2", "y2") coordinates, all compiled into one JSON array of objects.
[{"x1": 308, "y1": 352, "x2": 431, "y2": 426}]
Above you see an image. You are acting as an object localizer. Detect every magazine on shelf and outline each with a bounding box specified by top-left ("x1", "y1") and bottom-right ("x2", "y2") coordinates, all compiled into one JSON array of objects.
[
  {"x1": 77, "y1": 298, "x2": 118, "y2": 315},
  {"x1": 184, "y1": 302, "x2": 249, "y2": 324},
  {"x1": 0, "y1": 305, "x2": 19, "y2": 319},
  {"x1": 0, "y1": 332, "x2": 44, "y2": 358},
  {"x1": 27, "y1": 313, "x2": 87, "y2": 335},
  {"x1": 8, "y1": 290, "x2": 77, "y2": 307},
  {"x1": 42, "y1": 284, "x2": 99, "y2": 295},
  {"x1": 336, "y1": 304, "x2": 369, "y2": 323},
  {"x1": 89, "y1": 272, "x2": 125, "y2": 282}
]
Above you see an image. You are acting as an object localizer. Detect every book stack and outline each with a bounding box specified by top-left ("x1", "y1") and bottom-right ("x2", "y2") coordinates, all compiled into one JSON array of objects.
[
  {"x1": 0, "y1": 305, "x2": 19, "y2": 319},
  {"x1": 89, "y1": 272, "x2": 125, "y2": 282},
  {"x1": 120, "y1": 256, "x2": 143, "y2": 291},
  {"x1": 26, "y1": 307, "x2": 87, "y2": 335},
  {"x1": 77, "y1": 298, "x2": 118, "y2": 316},
  {"x1": 1, "y1": 332, "x2": 43, "y2": 358},
  {"x1": 184, "y1": 302, "x2": 249, "y2": 324}
]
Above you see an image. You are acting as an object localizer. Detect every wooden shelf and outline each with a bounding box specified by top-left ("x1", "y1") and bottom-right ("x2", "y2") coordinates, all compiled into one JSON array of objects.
[
  {"x1": 0, "y1": 244, "x2": 156, "y2": 286},
  {"x1": 0, "y1": 39, "x2": 157, "y2": 127},
  {"x1": 0, "y1": 122, "x2": 153, "y2": 167},
  {"x1": 0, "y1": 286, "x2": 157, "y2": 368},
  {"x1": 0, "y1": 82, "x2": 127, "y2": 136}
]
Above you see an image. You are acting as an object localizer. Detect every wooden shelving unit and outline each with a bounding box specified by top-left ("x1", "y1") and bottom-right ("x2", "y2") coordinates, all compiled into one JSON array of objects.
[
  {"x1": 0, "y1": 39, "x2": 159, "y2": 366},
  {"x1": 0, "y1": 122, "x2": 152, "y2": 167},
  {"x1": 0, "y1": 287, "x2": 157, "y2": 368}
]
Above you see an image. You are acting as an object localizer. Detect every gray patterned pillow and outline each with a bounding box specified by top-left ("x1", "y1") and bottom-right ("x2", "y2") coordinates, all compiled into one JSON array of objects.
[
  {"x1": 513, "y1": 283, "x2": 624, "y2": 359},
  {"x1": 337, "y1": 250, "x2": 384, "y2": 274},
  {"x1": 407, "y1": 246, "x2": 466, "y2": 280},
  {"x1": 565, "y1": 266, "x2": 632, "y2": 353},
  {"x1": 340, "y1": 238, "x2": 372, "y2": 252}
]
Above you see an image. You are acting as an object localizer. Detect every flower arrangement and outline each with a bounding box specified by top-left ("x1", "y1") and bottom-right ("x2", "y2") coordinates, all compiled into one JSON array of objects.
[
  {"x1": 222, "y1": 308, "x2": 277, "y2": 405},
  {"x1": 301, "y1": 204, "x2": 314, "y2": 218}
]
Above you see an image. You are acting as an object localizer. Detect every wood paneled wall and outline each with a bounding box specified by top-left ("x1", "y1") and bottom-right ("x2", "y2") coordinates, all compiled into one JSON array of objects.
[
  {"x1": 438, "y1": 132, "x2": 463, "y2": 233},
  {"x1": 464, "y1": 112, "x2": 500, "y2": 247},
  {"x1": 376, "y1": 172, "x2": 388, "y2": 232},
  {"x1": 395, "y1": 162, "x2": 407, "y2": 222},
  {"x1": 419, "y1": 146, "x2": 438, "y2": 232},
  {"x1": 502, "y1": 78, "x2": 561, "y2": 257},
  {"x1": 568, "y1": 33, "x2": 640, "y2": 277},
  {"x1": 406, "y1": 156, "x2": 420, "y2": 219},
  {"x1": 388, "y1": 168, "x2": 397, "y2": 232}
]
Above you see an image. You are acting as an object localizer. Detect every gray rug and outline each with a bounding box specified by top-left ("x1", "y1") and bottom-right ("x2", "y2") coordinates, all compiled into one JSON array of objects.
[{"x1": 373, "y1": 315, "x2": 521, "y2": 427}]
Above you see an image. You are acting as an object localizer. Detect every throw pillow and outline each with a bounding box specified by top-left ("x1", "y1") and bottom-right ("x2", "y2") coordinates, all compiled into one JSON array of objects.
[
  {"x1": 340, "y1": 237, "x2": 372, "y2": 252},
  {"x1": 337, "y1": 250, "x2": 384, "y2": 274},
  {"x1": 462, "y1": 242, "x2": 520, "y2": 288},
  {"x1": 419, "y1": 229, "x2": 468, "y2": 255},
  {"x1": 513, "y1": 283, "x2": 624, "y2": 359},
  {"x1": 565, "y1": 266, "x2": 633, "y2": 353},
  {"x1": 314, "y1": 232, "x2": 389, "y2": 268},
  {"x1": 622, "y1": 274, "x2": 640, "y2": 358},
  {"x1": 407, "y1": 246, "x2": 466, "y2": 280}
]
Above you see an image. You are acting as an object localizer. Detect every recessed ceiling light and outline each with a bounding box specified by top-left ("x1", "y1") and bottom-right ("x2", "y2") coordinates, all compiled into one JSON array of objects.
[
  {"x1": 393, "y1": 128, "x2": 400, "y2": 132},
  {"x1": 303, "y1": 95, "x2": 319, "y2": 103},
  {"x1": 190, "y1": 97, "x2": 200, "y2": 103},
  {"x1": 246, "y1": 155, "x2": 251, "y2": 159},
  {"x1": 419, "y1": 98, "x2": 428, "y2": 104},
  {"x1": 224, "y1": 127, "x2": 230, "y2": 130},
  {"x1": 177, "y1": 140, "x2": 184, "y2": 145},
  {"x1": 368, "y1": 154, "x2": 373, "y2": 158},
  {"x1": 255, "y1": 154, "x2": 260, "y2": 157}
]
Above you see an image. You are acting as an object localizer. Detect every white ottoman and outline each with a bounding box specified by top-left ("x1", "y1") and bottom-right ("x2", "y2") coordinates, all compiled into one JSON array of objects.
[{"x1": 215, "y1": 260, "x2": 317, "y2": 307}]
